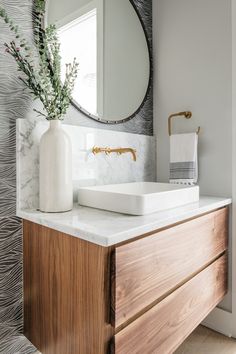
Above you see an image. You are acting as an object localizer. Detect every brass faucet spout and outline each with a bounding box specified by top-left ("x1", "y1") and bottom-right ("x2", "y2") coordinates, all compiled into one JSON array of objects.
[{"x1": 92, "y1": 146, "x2": 137, "y2": 161}]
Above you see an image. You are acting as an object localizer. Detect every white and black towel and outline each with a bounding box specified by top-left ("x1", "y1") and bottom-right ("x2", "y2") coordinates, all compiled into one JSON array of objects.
[{"x1": 170, "y1": 133, "x2": 198, "y2": 185}]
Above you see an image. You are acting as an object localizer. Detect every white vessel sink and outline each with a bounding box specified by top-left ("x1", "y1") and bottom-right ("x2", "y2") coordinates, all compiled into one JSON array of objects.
[{"x1": 78, "y1": 182, "x2": 199, "y2": 215}]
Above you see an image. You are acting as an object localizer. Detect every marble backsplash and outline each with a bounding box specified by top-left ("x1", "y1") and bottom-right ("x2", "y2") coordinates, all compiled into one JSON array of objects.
[{"x1": 16, "y1": 119, "x2": 156, "y2": 210}]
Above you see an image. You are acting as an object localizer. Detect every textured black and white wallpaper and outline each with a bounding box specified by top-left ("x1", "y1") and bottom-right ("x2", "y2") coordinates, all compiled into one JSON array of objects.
[
  {"x1": 0, "y1": 0, "x2": 30, "y2": 332},
  {"x1": 0, "y1": 0, "x2": 38, "y2": 352},
  {"x1": 0, "y1": 0, "x2": 152, "y2": 352}
]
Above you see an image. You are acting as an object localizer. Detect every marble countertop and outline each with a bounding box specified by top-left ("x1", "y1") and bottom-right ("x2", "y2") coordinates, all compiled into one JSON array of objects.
[{"x1": 17, "y1": 196, "x2": 231, "y2": 247}]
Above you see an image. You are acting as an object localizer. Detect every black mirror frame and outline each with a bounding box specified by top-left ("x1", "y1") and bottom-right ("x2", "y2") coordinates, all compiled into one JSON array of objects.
[{"x1": 35, "y1": 0, "x2": 153, "y2": 124}]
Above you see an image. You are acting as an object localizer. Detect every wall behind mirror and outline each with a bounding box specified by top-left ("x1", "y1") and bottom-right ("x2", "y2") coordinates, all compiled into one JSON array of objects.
[{"x1": 45, "y1": 0, "x2": 153, "y2": 135}]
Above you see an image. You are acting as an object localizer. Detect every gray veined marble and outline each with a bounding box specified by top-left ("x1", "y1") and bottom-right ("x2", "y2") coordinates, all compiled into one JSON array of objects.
[{"x1": 16, "y1": 119, "x2": 156, "y2": 211}]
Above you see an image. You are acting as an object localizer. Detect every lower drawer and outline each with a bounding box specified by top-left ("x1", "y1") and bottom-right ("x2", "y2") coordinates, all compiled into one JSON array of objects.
[{"x1": 111, "y1": 254, "x2": 227, "y2": 354}]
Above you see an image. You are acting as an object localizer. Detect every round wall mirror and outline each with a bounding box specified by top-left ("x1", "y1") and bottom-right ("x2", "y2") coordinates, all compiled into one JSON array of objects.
[{"x1": 46, "y1": 0, "x2": 151, "y2": 123}]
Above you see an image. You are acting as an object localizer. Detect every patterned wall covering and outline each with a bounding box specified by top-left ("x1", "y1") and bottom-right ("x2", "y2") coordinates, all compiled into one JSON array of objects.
[
  {"x1": 0, "y1": 0, "x2": 152, "y2": 351},
  {"x1": 0, "y1": 0, "x2": 38, "y2": 351}
]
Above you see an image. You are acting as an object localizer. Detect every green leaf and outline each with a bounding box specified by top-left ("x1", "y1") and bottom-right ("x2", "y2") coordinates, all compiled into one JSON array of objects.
[{"x1": 0, "y1": 3, "x2": 78, "y2": 121}]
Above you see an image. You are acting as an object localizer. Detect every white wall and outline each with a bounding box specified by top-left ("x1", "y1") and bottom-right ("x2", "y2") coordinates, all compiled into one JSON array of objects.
[
  {"x1": 153, "y1": 0, "x2": 232, "y2": 311},
  {"x1": 47, "y1": 0, "x2": 92, "y2": 24},
  {"x1": 153, "y1": 0, "x2": 232, "y2": 196}
]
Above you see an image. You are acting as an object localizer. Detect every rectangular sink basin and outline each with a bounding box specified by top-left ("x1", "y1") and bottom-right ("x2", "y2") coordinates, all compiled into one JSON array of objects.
[{"x1": 78, "y1": 182, "x2": 199, "y2": 215}]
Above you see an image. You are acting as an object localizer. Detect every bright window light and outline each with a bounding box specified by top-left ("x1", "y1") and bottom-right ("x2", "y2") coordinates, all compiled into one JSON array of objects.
[{"x1": 58, "y1": 9, "x2": 97, "y2": 115}]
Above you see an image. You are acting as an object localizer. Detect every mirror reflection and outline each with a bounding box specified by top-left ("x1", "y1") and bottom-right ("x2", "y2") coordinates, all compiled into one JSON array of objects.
[{"x1": 46, "y1": 0, "x2": 150, "y2": 122}]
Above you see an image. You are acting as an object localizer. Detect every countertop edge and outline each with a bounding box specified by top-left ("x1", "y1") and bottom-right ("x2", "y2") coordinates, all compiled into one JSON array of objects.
[
  {"x1": 105, "y1": 198, "x2": 232, "y2": 246},
  {"x1": 17, "y1": 197, "x2": 232, "y2": 247}
]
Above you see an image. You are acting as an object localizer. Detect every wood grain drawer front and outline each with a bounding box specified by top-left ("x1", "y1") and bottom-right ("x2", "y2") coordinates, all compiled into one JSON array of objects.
[
  {"x1": 111, "y1": 207, "x2": 228, "y2": 328},
  {"x1": 111, "y1": 254, "x2": 227, "y2": 354}
]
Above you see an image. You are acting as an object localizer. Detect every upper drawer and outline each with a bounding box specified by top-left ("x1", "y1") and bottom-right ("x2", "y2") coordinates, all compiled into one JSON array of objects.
[{"x1": 110, "y1": 207, "x2": 228, "y2": 329}]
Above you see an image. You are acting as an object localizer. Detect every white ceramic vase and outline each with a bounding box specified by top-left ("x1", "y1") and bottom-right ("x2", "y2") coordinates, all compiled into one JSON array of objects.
[{"x1": 39, "y1": 120, "x2": 73, "y2": 212}]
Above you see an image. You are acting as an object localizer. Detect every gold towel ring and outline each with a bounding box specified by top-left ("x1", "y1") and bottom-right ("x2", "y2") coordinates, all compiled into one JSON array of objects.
[{"x1": 168, "y1": 111, "x2": 200, "y2": 136}]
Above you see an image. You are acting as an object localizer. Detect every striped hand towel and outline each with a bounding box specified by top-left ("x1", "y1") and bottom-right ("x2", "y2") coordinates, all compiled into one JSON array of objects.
[{"x1": 170, "y1": 133, "x2": 198, "y2": 185}]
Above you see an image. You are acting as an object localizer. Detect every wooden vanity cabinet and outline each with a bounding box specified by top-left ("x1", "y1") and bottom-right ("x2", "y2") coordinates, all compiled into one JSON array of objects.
[{"x1": 23, "y1": 207, "x2": 228, "y2": 354}]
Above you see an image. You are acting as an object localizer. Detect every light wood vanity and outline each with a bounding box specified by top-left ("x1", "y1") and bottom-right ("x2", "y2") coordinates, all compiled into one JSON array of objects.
[{"x1": 23, "y1": 206, "x2": 228, "y2": 354}]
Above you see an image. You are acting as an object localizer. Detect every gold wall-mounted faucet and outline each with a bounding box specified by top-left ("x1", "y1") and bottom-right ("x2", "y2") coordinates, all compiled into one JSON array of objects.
[{"x1": 92, "y1": 146, "x2": 137, "y2": 162}]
